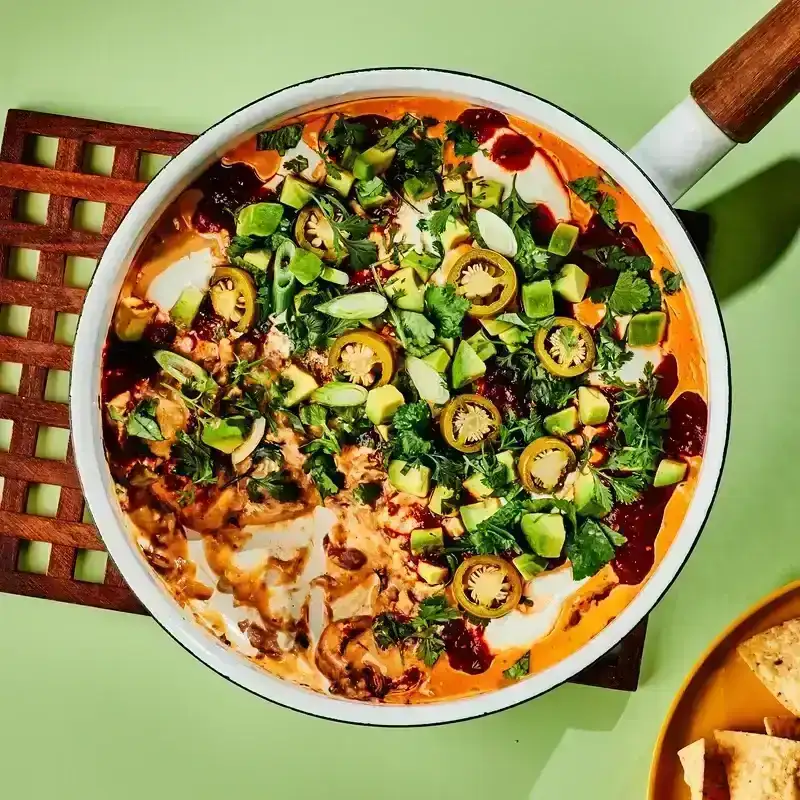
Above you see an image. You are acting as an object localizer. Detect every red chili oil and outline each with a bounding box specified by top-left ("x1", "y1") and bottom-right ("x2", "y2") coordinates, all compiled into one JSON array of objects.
[
  {"x1": 442, "y1": 619, "x2": 494, "y2": 674},
  {"x1": 490, "y1": 133, "x2": 536, "y2": 172},
  {"x1": 349, "y1": 266, "x2": 395, "y2": 287},
  {"x1": 192, "y1": 162, "x2": 271, "y2": 234},
  {"x1": 457, "y1": 108, "x2": 509, "y2": 144},
  {"x1": 655, "y1": 354, "x2": 679, "y2": 399},
  {"x1": 473, "y1": 364, "x2": 524, "y2": 417},
  {"x1": 607, "y1": 484, "x2": 677, "y2": 585},
  {"x1": 664, "y1": 392, "x2": 707, "y2": 458}
]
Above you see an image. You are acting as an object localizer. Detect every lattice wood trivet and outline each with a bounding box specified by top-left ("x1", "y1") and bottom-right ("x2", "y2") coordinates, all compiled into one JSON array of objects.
[{"x1": 0, "y1": 108, "x2": 667, "y2": 691}]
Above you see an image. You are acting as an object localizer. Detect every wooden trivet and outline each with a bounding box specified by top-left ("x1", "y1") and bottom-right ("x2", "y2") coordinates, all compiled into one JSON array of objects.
[{"x1": 0, "y1": 109, "x2": 674, "y2": 692}]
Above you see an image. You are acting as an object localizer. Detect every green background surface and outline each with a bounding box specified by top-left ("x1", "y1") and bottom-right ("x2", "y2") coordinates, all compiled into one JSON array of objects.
[{"x1": 1, "y1": 0, "x2": 799, "y2": 797}]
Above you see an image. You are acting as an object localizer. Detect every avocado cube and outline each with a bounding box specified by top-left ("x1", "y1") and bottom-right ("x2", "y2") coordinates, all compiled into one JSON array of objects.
[
  {"x1": 628, "y1": 311, "x2": 667, "y2": 347},
  {"x1": 471, "y1": 178, "x2": 504, "y2": 209},
  {"x1": 451, "y1": 340, "x2": 486, "y2": 389},
  {"x1": 418, "y1": 562, "x2": 449, "y2": 586},
  {"x1": 236, "y1": 202, "x2": 284, "y2": 237},
  {"x1": 325, "y1": 168, "x2": 355, "y2": 198},
  {"x1": 355, "y1": 177, "x2": 392, "y2": 210},
  {"x1": 522, "y1": 280, "x2": 555, "y2": 319},
  {"x1": 429, "y1": 485, "x2": 457, "y2": 517},
  {"x1": 422, "y1": 348, "x2": 450, "y2": 373},
  {"x1": 353, "y1": 146, "x2": 396, "y2": 181},
  {"x1": 376, "y1": 424, "x2": 391, "y2": 442},
  {"x1": 385, "y1": 267, "x2": 425, "y2": 312},
  {"x1": 243, "y1": 249, "x2": 271, "y2": 271},
  {"x1": 436, "y1": 336, "x2": 456, "y2": 356},
  {"x1": 574, "y1": 469, "x2": 609, "y2": 518},
  {"x1": 410, "y1": 527, "x2": 444, "y2": 556},
  {"x1": 544, "y1": 407, "x2": 579, "y2": 436},
  {"x1": 459, "y1": 499, "x2": 501, "y2": 533},
  {"x1": 513, "y1": 553, "x2": 547, "y2": 580},
  {"x1": 498, "y1": 325, "x2": 529, "y2": 352},
  {"x1": 522, "y1": 513, "x2": 566, "y2": 558},
  {"x1": 465, "y1": 330, "x2": 497, "y2": 361},
  {"x1": 170, "y1": 286, "x2": 204, "y2": 329},
  {"x1": 554, "y1": 263, "x2": 590, "y2": 303},
  {"x1": 201, "y1": 418, "x2": 245, "y2": 455},
  {"x1": 340, "y1": 145, "x2": 357, "y2": 170},
  {"x1": 463, "y1": 452, "x2": 515, "y2": 499},
  {"x1": 441, "y1": 217, "x2": 471, "y2": 251},
  {"x1": 365, "y1": 385, "x2": 405, "y2": 425},
  {"x1": 548, "y1": 222, "x2": 580, "y2": 256},
  {"x1": 279, "y1": 175, "x2": 315, "y2": 210},
  {"x1": 404, "y1": 175, "x2": 437, "y2": 201},
  {"x1": 281, "y1": 364, "x2": 319, "y2": 407},
  {"x1": 481, "y1": 318, "x2": 515, "y2": 337},
  {"x1": 443, "y1": 173, "x2": 466, "y2": 195},
  {"x1": 400, "y1": 249, "x2": 440, "y2": 281},
  {"x1": 653, "y1": 458, "x2": 687, "y2": 488},
  {"x1": 387, "y1": 460, "x2": 431, "y2": 497},
  {"x1": 578, "y1": 386, "x2": 610, "y2": 425}
]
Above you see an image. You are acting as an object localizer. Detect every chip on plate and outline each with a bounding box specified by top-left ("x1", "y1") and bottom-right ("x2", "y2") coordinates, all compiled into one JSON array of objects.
[
  {"x1": 714, "y1": 730, "x2": 800, "y2": 799},
  {"x1": 678, "y1": 738, "x2": 729, "y2": 799},
  {"x1": 766, "y1": 718, "x2": 800, "y2": 741},
  {"x1": 738, "y1": 619, "x2": 800, "y2": 716}
]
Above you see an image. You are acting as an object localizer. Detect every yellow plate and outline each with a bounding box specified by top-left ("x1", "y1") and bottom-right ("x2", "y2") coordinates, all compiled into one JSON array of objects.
[{"x1": 648, "y1": 580, "x2": 800, "y2": 799}]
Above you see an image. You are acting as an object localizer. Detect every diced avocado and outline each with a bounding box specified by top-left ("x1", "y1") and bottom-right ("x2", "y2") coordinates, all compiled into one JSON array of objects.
[
  {"x1": 654, "y1": 458, "x2": 688, "y2": 488},
  {"x1": 513, "y1": 553, "x2": 547, "y2": 580},
  {"x1": 243, "y1": 249, "x2": 271, "y2": 270},
  {"x1": 429, "y1": 485, "x2": 456, "y2": 516},
  {"x1": 325, "y1": 167, "x2": 355, "y2": 198},
  {"x1": 365, "y1": 385, "x2": 405, "y2": 425},
  {"x1": 437, "y1": 336, "x2": 455, "y2": 356},
  {"x1": 498, "y1": 325, "x2": 528, "y2": 352},
  {"x1": 544, "y1": 407, "x2": 579, "y2": 436},
  {"x1": 451, "y1": 340, "x2": 486, "y2": 389},
  {"x1": 404, "y1": 175, "x2": 437, "y2": 201},
  {"x1": 471, "y1": 178, "x2": 503, "y2": 209},
  {"x1": 548, "y1": 222, "x2": 580, "y2": 256},
  {"x1": 281, "y1": 364, "x2": 319, "y2": 407},
  {"x1": 410, "y1": 527, "x2": 444, "y2": 556},
  {"x1": 288, "y1": 248, "x2": 323, "y2": 285},
  {"x1": 554, "y1": 263, "x2": 589, "y2": 303},
  {"x1": 578, "y1": 386, "x2": 610, "y2": 425},
  {"x1": 340, "y1": 145, "x2": 358, "y2": 171},
  {"x1": 388, "y1": 460, "x2": 431, "y2": 497},
  {"x1": 170, "y1": 286, "x2": 204, "y2": 328},
  {"x1": 353, "y1": 146, "x2": 396, "y2": 180},
  {"x1": 522, "y1": 280, "x2": 555, "y2": 319},
  {"x1": 236, "y1": 202, "x2": 283, "y2": 237},
  {"x1": 385, "y1": 267, "x2": 425, "y2": 312},
  {"x1": 376, "y1": 424, "x2": 391, "y2": 442},
  {"x1": 443, "y1": 173, "x2": 466, "y2": 195},
  {"x1": 628, "y1": 311, "x2": 667, "y2": 347},
  {"x1": 463, "y1": 452, "x2": 515, "y2": 499},
  {"x1": 459, "y1": 498, "x2": 502, "y2": 533},
  {"x1": 521, "y1": 512, "x2": 566, "y2": 558},
  {"x1": 279, "y1": 175, "x2": 315, "y2": 209},
  {"x1": 418, "y1": 562, "x2": 449, "y2": 586},
  {"x1": 481, "y1": 318, "x2": 515, "y2": 337},
  {"x1": 441, "y1": 217, "x2": 470, "y2": 251},
  {"x1": 400, "y1": 250, "x2": 440, "y2": 281},
  {"x1": 466, "y1": 330, "x2": 497, "y2": 361},
  {"x1": 201, "y1": 418, "x2": 245, "y2": 455},
  {"x1": 355, "y1": 177, "x2": 393, "y2": 210},
  {"x1": 422, "y1": 348, "x2": 450, "y2": 373},
  {"x1": 574, "y1": 469, "x2": 609, "y2": 518}
]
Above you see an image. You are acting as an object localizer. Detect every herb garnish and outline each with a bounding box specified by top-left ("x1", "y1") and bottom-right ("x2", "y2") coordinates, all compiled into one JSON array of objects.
[
  {"x1": 503, "y1": 653, "x2": 530, "y2": 680},
  {"x1": 174, "y1": 431, "x2": 216, "y2": 485},
  {"x1": 125, "y1": 399, "x2": 163, "y2": 441},
  {"x1": 256, "y1": 124, "x2": 303, "y2": 155},
  {"x1": 444, "y1": 121, "x2": 480, "y2": 157},
  {"x1": 425, "y1": 284, "x2": 470, "y2": 338},
  {"x1": 568, "y1": 176, "x2": 618, "y2": 228},
  {"x1": 661, "y1": 268, "x2": 683, "y2": 295}
]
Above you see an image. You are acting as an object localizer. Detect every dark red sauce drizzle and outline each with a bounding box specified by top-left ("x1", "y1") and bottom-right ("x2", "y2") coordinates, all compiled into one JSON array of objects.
[
  {"x1": 193, "y1": 162, "x2": 271, "y2": 234},
  {"x1": 473, "y1": 364, "x2": 525, "y2": 417},
  {"x1": 490, "y1": 133, "x2": 536, "y2": 172},
  {"x1": 349, "y1": 114, "x2": 392, "y2": 148},
  {"x1": 442, "y1": 619, "x2": 493, "y2": 674},
  {"x1": 664, "y1": 392, "x2": 707, "y2": 459},
  {"x1": 457, "y1": 108, "x2": 509, "y2": 144},
  {"x1": 655, "y1": 354, "x2": 679, "y2": 399}
]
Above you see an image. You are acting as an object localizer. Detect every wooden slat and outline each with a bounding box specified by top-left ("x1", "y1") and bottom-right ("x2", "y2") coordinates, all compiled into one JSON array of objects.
[
  {"x1": 0, "y1": 221, "x2": 108, "y2": 257},
  {"x1": 0, "y1": 510, "x2": 101, "y2": 549},
  {"x1": 0, "y1": 278, "x2": 85, "y2": 313},
  {"x1": 0, "y1": 395, "x2": 68, "y2": 426},
  {"x1": 0, "y1": 452, "x2": 80, "y2": 488},
  {"x1": 0, "y1": 336, "x2": 72, "y2": 369},
  {"x1": 6, "y1": 109, "x2": 194, "y2": 156},
  {"x1": 0, "y1": 162, "x2": 145, "y2": 205}
]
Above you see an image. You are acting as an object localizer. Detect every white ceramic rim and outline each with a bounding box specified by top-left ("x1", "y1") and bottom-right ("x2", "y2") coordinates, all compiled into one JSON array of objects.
[{"x1": 71, "y1": 67, "x2": 730, "y2": 727}]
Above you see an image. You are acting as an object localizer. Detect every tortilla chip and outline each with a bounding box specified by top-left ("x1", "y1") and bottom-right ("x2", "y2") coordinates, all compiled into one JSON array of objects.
[
  {"x1": 766, "y1": 718, "x2": 800, "y2": 740},
  {"x1": 714, "y1": 730, "x2": 800, "y2": 799},
  {"x1": 678, "y1": 738, "x2": 730, "y2": 800},
  {"x1": 738, "y1": 619, "x2": 800, "y2": 716}
]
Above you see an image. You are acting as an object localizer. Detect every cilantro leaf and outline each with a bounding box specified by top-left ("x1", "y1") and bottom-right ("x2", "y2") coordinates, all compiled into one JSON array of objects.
[
  {"x1": 503, "y1": 653, "x2": 530, "y2": 680},
  {"x1": 470, "y1": 500, "x2": 524, "y2": 555},
  {"x1": 126, "y1": 399, "x2": 163, "y2": 441},
  {"x1": 343, "y1": 238, "x2": 378, "y2": 270},
  {"x1": 393, "y1": 402, "x2": 431, "y2": 433},
  {"x1": 444, "y1": 121, "x2": 480, "y2": 157},
  {"x1": 300, "y1": 404, "x2": 329, "y2": 429},
  {"x1": 598, "y1": 194, "x2": 618, "y2": 228},
  {"x1": 353, "y1": 482, "x2": 382, "y2": 506},
  {"x1": 498, "y1": 412, "x2": 544, "y2": 450},
  {"x1": 608, "y1": 271, "x2": 652, "y2": 315},
  {"x1": 283, "y1": 154, "x2": 308, "y2": 174},
  {"x1": 428, "y1": 193, "x2": 462, "y2": 237},
  {"x1": 247, "y1": 471, "x2": 301, "y2": 503},
  {"x1": 256, "y1": 124, "x2": 303, "y2": 155},
  {"x1": 424, "y1": 284, "x2": 470, "y2": 338},
  {"x1": 568, "y1": 176, "x2": 600, "y2": 204},
  {"x1": 661, "y1": 268, "x2": 683, "y2": 295},
  {"x1": 568, "y1": 175, "x2": 618, "y2": 228},
  {"x1": 414, "y1": 595, "x2": 461, "y2": 626},
  {"x1": 594, "y1": 317, "x2": 634, "y2": 374},
  {"x1": 322, "y1": 117, "x2": 367, "y2": 155},
  {"x1": 567, "y1": 519, "x2": 626, "y2": 580},
  {"x1": 397, "y1": 310, "x2": 436, "y2": 355},
  {"x1": 174, "y1": 431, "x2": 216, "y2": 485},
  {"x1": 395, "y1": 135, "x2": 443, "y2": 178},
  {"x1": 303, "y1": 450, "x2": 343, "y2": 499},
  {"x1": 372, "y1": 613, "x2": 415, "y2": 649},
  {"x1": 595, "y1": 245, "x2": 652, "y2": 274}
]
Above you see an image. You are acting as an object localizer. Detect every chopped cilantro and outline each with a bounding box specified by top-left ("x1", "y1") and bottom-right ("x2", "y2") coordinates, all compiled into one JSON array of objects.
[
  {"x1": 247, "y1": 471, "x2": 301, "y2": 503},
  {"x1": 470, "y1": 500, "x2": 524, "y2": 555},
  {"x1": 322, "y1": 117, "x2": 367, "y2": 155},
  {"x1": 444, "y1": 120, "x2": 480, "y2": 157},
  {"x1": 174, "y1": 431, "x2": 216, "y2": 485},
  {"x1": 594, "y1": 245, "x2": 652, "y2": 274},
  {"x1": 661, "y1": 268, "x2": 683, "y2": 295},
  {"x1": 424, "y1": 284, "x2": 470, "y2": 338},
  {"x1": 567, "y1": 519, "x2": 626, "y2": 580},
  {"x1": 283, "y1": 154, "x2": 308, "y2": 174},
  {"x1": 607, "y1": 271, "x2": 652, "y2": 315},
  {"x1": 503, "y1": 653, "x2": 530, "y2": 680},
  {"x1": 397, "y1": 310, "x2": 436, "y2": 355},
  {"x1": 353, "y1": 482, "x2": 382, "y2": 506},
  {"x1": 256, "y1": 124, "x2": 303, "y2": 155},
  {"x1": 568, "y1": 175, "x2": 618, "y2": 228},
  {"x1": 125, "y1": 399, "x2": 163, "y2": 441}
]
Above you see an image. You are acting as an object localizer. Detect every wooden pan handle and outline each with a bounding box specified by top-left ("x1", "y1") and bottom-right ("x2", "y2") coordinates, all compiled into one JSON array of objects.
[{"x1": 690, "y1": 0, "x2": 800, "y2": 143}]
